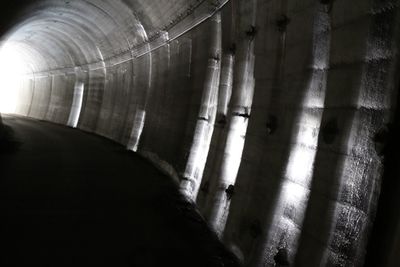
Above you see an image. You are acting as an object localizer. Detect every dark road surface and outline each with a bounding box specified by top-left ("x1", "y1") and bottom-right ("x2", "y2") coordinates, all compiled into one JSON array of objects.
[{"x1": 0, "y1": 115, "x2": 239, "y2": 267}]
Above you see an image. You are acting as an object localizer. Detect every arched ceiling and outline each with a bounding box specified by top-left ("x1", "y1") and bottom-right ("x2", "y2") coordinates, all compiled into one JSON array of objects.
[{"x1": 0, "y1": 0, "x2": 218, "y2": 73}]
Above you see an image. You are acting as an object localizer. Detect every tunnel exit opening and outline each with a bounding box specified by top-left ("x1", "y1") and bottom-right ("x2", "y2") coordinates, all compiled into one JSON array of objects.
[{"x1": 0, "y1": 43, "x2": 29, "y2": 114}]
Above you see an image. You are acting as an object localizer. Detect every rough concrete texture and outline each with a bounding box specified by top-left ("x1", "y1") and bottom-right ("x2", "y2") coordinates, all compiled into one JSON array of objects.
[{"x1": 1, "y1": 0, "x2": 400, "y2": 266}]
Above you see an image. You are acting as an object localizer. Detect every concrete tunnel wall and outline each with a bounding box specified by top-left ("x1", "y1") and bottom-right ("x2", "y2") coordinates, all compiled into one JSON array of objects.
[{"x1": 2, "y1": 0, "x2": 400, "y2": 266}]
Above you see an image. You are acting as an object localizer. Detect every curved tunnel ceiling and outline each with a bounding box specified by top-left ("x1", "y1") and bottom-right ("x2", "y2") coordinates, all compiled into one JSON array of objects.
[{"x1": 1, "y1": 0, "x2": 225, "y2": 73}]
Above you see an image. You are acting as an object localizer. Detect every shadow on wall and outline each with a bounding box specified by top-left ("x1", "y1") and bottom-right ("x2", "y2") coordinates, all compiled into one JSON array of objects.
[{"x1": 364, "y1": 58, "x2": 400, "y2": 267}]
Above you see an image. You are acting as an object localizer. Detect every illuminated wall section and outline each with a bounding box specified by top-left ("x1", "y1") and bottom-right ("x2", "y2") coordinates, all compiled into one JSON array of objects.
[
  {"x1": 294, "y1": 1, "x2": 399, "y2": 266},
  {"x1": 222, "y1": 1, "x2": 333, "y2": 265},
  {"x1": 196, "y1": 2, "x2": 236, "y2": 214},
  {"x1": 124, "y1": 54, "x2": 151, "y2": 150},
  {"x1": 205, "y1": 115, "x2": 250, "y2": 236},
  {"x1": 45, "y1": 73, "x2": 76, "y2": 124},
  {"x1": 196, "y1": 0, "x2": 257, "y2": 238},
  {"x1": 28, "y1": 76, "x2": 53, "y2": 120},
  {"x1": 127, "y1": 108, "x2": 146, "y2": 152},
  {"x1": 181, "y1": 14, "x2": 222, "y2": 200},
  {"x1": 196, "y1": 51, "x2": 235, "y2": 211},
  {"x1": 67, "y1": 81, "x2": 85, "y2": 128},
  {"x1": 125, "y1": 25, "x2": 152, "y2": 152},
  {"x1": 15, "y1": 77, "x2": 34, "y2": 116},
  {"x1": 252, "y1": 4, "x2": 331, "y2": 266}
]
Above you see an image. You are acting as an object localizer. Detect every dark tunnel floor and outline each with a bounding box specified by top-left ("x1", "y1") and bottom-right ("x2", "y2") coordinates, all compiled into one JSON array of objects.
[{"x1": 0, "y1": 115, "x2": 239, "y2": 267}]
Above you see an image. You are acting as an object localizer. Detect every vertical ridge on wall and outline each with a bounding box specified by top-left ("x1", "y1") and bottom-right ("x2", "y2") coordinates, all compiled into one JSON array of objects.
[
  {"x1": 222, "y1": 0, "x2": 314, "y2": 265},
  {"x1": 199, "y1": 0, "x2": 258, "y2": 239},
  {"x1": 196, "y1": 50, "x2": 235, "y2": 214},
  {"x1": 126, "y1": 44, "x2": 152, "y2": 151},
  {"x1": 79, "y1": 66, "x2": 106, "y2": 132},
  {"x1": 180, "y1": 13, "x2": 222, "y2": 200},
  {"x1": 67, "y1": 79, "x2": 85, "y2": 128},
  {"x1": 249, "y1": 2, "x2": 332, "y2": 266}
]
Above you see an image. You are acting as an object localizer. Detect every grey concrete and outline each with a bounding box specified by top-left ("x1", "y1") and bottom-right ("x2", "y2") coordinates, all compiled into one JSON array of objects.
[{"x1": 0, "y1": 0, "x2": 400, "y2": 266}]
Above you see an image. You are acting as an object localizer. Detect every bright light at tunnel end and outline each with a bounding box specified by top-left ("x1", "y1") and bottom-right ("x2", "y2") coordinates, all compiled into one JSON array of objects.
[{"x1": 0, "y1": 43, "x2": 29, "y2": 114}]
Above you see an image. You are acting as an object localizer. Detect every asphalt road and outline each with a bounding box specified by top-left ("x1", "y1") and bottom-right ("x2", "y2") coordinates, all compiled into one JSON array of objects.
[{"x1": 0, "y1": 114, "x2": 239, "y2": 267}]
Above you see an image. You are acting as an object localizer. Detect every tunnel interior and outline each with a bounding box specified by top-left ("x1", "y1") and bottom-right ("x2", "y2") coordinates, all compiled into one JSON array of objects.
[{"x1": 1, "y1": 0, "x2": 400, "y2": 266}]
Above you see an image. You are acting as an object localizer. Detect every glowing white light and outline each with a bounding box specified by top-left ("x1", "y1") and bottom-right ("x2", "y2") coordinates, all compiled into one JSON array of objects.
[
  {"x1": 207, "y1": 115, "x2": 249, "y2": 236},
  {"x1": 182, "y1": 120, "x2": 214, "y2": 197},
  {"x1": 67, "y1": 81, "x2": 84, "y2": 128},
  {"x1": 281, "y1": 181, "x2": 310, "y2": 213},
  {"x1": 127, "y1": 109, "x2": 146, "y2": 152},
  {"x1": 254, "y1": 114, "x2": 321, "y2": 267},
  {"x1": 286, "y1": 146, "x2": 315, "y2": 184},
  {"x1": 219, "y1": 116, "x2": 248, "y2": 185},
  {"x1": 181, "y1": 58, "x2": 221, "y2": 199},
  {"x1": 285, "y1": 114, "x2": 319, "y2": 186},
  {"x1": 279, "y1": 115, "x2": 320, "y2": 222},
  {"x1": 252, "y1": 7, "x2": 331, "y2": 266},
  {"x1": 304, "y1": 71, "x2": 326, "y2": 108},
  {"x1": 0, "y1": 43, "x2": 29, "y2": 114}
]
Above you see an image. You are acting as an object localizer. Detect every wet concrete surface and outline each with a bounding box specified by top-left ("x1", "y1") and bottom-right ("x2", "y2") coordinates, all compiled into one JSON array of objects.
[{"x1": 0, "y1": 114, "x2": 240, "y2": 267}]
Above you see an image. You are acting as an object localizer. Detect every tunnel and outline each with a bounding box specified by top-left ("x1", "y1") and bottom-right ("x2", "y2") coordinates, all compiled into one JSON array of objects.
[{"x1": 0, "y1": 0, "x2": 400, "y2": 266}]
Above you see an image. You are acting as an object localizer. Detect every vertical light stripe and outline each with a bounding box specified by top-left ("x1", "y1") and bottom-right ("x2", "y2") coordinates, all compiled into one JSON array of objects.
[{"x1": 67, "y1": 81, "x2": 84, "y2": 128}]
